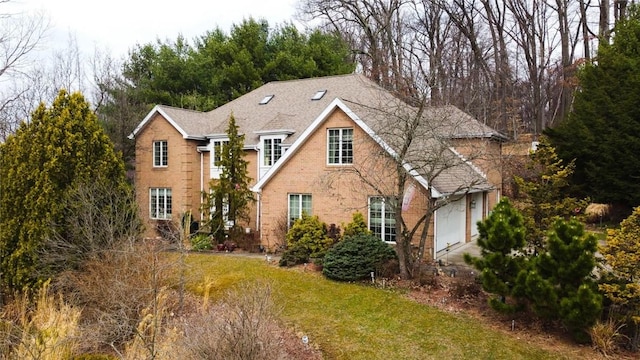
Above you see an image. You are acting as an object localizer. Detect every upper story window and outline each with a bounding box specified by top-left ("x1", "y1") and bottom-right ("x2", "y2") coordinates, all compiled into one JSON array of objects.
[
  {"x1": 153, "y1": 140, "x2": 168, "y2": 167},
  {"x1": 369, "y1": 196, "x2": 396, "y2": 242},
  {"x1": 213, "y1": 139, "x2": 230, "y2": 167},
  {"x1": 327, "y1": 128, "x2": 353, "y2": 165},
  {"x1": 150, "y1": 188, "x2": 172, "y2": 220},
  {"x1": 210, "y1": 139, "x2": 230, "y2": 179},
  {"x1": 263, "y1": 138, "x2": 282, "y2": 166}
]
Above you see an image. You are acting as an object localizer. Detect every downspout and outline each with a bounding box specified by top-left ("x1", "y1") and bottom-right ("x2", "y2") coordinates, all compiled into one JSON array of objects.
[
  {"x1": 200, "y1": 151, "x2": 204, "y2": 220},
  {"x1": 253, "y1": 145, "x2": 262, "y2": 244},
  {"x1": 196, "y1": 147, "x2": 206, "y2": 221},
  {"x1": 433, "y1": 208, "x2": 437, "y2": 260},
  {"x1": 256, "y1": 191, "x2": 261, "y2": 243}
]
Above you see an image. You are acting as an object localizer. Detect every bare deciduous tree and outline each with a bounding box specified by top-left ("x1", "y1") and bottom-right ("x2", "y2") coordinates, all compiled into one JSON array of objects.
[
  {"x1": 0, "y1": 2, "x2": 49, "y2": 140},
  {"x1": 299, "y1": 0, "x2": 415, "y2": 93},
  {"x1": 319, "y1": 84, "x2": 499, "y2": 279},
  {"x1": 299, "y1": 0, "x2": 608, "y2": 135}
]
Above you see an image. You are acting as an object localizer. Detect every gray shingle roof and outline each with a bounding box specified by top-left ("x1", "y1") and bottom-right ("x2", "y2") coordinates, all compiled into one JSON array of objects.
[
  {"x1": 163, "y1": 74, "x2": 502, "y2": 143},
  {"x1": 140, "y1": 74, "x2": 502, "y2": 196}
]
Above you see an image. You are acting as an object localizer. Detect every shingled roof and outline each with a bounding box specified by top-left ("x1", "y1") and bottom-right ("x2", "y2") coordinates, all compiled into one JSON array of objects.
[{"x1": 131, "y1": 74, "x2": 503, "y2": 196}]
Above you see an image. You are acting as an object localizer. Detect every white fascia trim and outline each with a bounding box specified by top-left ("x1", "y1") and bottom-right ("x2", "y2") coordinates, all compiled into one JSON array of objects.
[
  {"x1": 340, "y1": 102, "x2": 442, "y2": 198},
  {"x1": 128, "y1": 106, "x2": 190, "y2": 139},
  {"x1": 434, "y1": 147, "x2": 493, "y2": 198},
  {"x1": 206, "y1": 134, "x2": 255, "y2": 151},
  {"x1": 448, "y1": 146, "x2": 488, "y2": 179},
  {"x1": 254, "y1": 129, "x2": 295, "y2": 136},
  {"x1": 251, "y1": 99, "x2": 345, "y2": 191},
  {"x1": 252, "y1": 98, "x2": 441, "y2": 198}
]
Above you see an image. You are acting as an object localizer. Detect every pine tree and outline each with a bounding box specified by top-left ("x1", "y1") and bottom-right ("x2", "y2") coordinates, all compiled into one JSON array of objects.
[
  {"x1": 0, "y1": 90, "x2": 127, "y2": 291},
  {"x1": 600, "y1": 206, "x2": 640, "y2": 351},
  {"x1": 203, "y1": 114, "x2": 254, "y2": 242},
  {"x1": 545, "y1": 8, "x2": 640, "y2": 208},
  {"x1": 515, "y1": 219, "x2": 601, "y2": 342},
  {"x1": 513, "y1": 137, "x2": 588, "y2": 254},
  {"x1": 464, "y1": 198, "x2": 527, "y2": 313}
]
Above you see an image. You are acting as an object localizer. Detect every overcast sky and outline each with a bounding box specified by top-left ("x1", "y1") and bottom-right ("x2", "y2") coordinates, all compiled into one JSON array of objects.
[{"x1": 8, "y1": 0, "x2": 301, "y2": 58}]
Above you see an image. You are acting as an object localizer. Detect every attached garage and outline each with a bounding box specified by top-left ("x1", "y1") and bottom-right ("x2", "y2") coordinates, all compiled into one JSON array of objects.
[{"x1": 434, "y1": 197, "x2": 467, "y2": 252}]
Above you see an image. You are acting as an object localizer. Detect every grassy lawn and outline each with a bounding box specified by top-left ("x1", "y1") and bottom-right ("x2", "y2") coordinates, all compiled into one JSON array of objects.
[{"x1": 181, "y1": 253, "x2": 576, "y2": 360}]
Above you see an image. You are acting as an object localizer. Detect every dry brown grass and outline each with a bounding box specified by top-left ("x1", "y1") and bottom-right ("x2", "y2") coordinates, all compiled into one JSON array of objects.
[
  {"x1": 53, "y1": 239, "x2": 179, "y2": 355},
  {"x1": 0, "y1": 283, "x2": 81, "y2": 360},
  {"x1": 160, "y1": 281, "x2": 282, "y2": 359},
  {"x1": 134, "y1": 280, "x2": 322, "y2": 360},
  {"x1": 590, "y1": 320, "x2": 627, "y2": 358}
]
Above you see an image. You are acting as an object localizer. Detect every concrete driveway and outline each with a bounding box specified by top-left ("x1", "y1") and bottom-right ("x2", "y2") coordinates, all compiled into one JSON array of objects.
[{"x1": 435, "y1": 241, "x2": 482, "y2": 266}]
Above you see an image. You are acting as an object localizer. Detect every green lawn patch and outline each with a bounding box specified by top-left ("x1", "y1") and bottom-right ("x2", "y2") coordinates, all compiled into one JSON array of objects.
[{"x1": 181, "y1": 254, "x2": 575, "y2": 360}]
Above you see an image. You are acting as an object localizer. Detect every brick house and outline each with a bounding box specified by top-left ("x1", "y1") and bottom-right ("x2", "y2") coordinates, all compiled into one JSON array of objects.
[{"x1": 129, "y1": 74, "x2": 505, "y2": 259}]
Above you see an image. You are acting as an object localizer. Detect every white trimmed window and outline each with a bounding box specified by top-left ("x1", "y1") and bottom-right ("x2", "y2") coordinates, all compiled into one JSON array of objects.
[
  {"x1": 327, "y1": 128, "x2": 353, "y2": 165},
  {"x1": 211, "y1": 139, "x2": 229, "y2": 179},
  {"x1": 213, "y1": 139, "x2": 229, "y2": 167},
  {"x1": 288, "y1": 194, "x2": 312, "y2": 227},
  {"x1": 209, "y1": 192, "x2": 231, "y2": 228},
  {"x1": 150, "y1": 188, "x2": 172, "y2": 219},
  {"x1": 263, "y1": 138, "x2": 282, "y2": 166},
  {"x1": 153, "y1": 140, "x2": 168, "y2": 167},
  {"x1": 369, "y1": 196, "x2": 396, "y2": 242}
]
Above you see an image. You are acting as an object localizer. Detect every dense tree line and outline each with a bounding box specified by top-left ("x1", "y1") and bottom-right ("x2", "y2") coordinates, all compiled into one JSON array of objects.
[
  {"x1": 95, "y1": 18, "x2": 355, "y2": 166},
  {"x1": 118, "y1": 18, "x2": 354, "y2": 111},
  {"x1": 299, "y1": 0, "x2": 629, "y2": 136}
]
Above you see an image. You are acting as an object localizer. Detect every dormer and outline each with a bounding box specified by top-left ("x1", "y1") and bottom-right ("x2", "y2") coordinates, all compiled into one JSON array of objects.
[{"x1": 255, "y1": 129, "x2": 295, "y2": 178}]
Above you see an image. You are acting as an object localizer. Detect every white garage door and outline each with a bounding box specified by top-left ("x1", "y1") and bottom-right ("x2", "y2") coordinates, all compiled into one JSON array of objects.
[{"x1": 435, "y1": 198, "x2": 466, "y2": 252}]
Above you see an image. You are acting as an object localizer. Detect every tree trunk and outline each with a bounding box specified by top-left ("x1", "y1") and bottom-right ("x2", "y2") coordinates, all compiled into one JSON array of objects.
[{"x1": 600, "y1": 0, "x2": 610, "y2": 42}]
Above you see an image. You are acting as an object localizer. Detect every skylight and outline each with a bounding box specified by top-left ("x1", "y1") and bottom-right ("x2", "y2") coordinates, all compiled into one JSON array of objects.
[
  {"x1": 259, "y1": 94, "x2": 274, "y2": 105},
  {"x1": 311, "y1": 90, "x2": 327, "y2": 101}
]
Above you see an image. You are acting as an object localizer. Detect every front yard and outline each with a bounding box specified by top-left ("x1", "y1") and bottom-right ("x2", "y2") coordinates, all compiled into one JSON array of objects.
[{"x1": 180, "y1": 253, "x2": 608, "y2": 360}]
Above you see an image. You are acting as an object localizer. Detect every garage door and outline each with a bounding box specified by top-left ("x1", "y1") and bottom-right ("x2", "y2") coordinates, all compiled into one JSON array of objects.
[{"x1": 435, "y1": 198, "x2": 466, "y2": 252}]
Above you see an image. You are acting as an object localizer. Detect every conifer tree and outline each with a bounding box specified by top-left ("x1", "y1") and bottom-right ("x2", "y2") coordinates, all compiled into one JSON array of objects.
[
  {"x1": 279, "y1": 213, "x2": 333, "y2": 267},
  {"x1": 514, "y1": 219, "x2": 601, "y2": 342},
  {"x1": 203, "y1": 114, "x2": 254, "y2": 242},
  {"x1": 0, "y1": 90, "x2": 127, "y2": 291},
  {"x1": 600, "y1": 206, "x2": 640, "y2": 351},
  {"x1": 513, "y1": 137, "x2": 588, "y2": 254},
  {"x1": 545, "y1": 8, "x2": 640, "y2": 208},
  {"x1": 342, "y1": 212, "x2": 371, "y2": 238},
  {"x1": 464, "y1": 198, "x2": 527, "y2": 313}
]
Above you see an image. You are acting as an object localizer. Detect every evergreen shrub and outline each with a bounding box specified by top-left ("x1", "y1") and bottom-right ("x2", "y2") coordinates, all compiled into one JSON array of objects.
[
  {"x1": 322, "y1": 234, "x2": 397, "y2": 281},
  {"x1": 190, "y1": 233, "x2": 213, "y2": 251},
  {"x1": 279, "y1": 214, "x2": 333, "y2": 267}
]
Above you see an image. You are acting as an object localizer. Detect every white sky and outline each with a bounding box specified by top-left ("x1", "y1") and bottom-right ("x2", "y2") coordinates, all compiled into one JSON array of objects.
[{"x1": 7, "y1": 0, "x2": 301, "y2": 59}]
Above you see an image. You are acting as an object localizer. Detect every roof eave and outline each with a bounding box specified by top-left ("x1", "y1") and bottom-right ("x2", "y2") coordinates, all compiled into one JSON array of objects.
[
  {"x1": 253, "y1": 99, "x2": 347, "y2": 191},
  {"x1": 128, "y1": 105, "x2": 190, "y2": 139},
  {"x1": 254, "y1": 129, "x2": 296, "y2": 136},
  {"x1": 252, "y1": 98, "x2": 444, "y2": 199}
]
